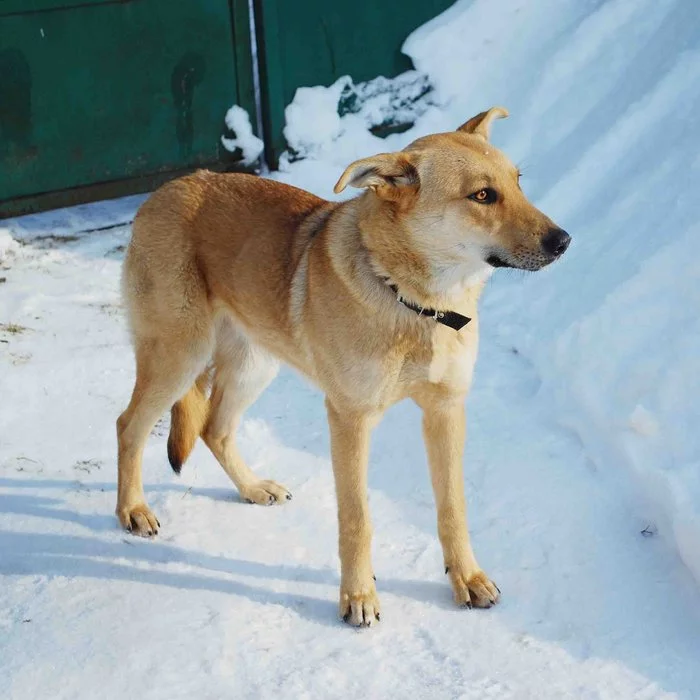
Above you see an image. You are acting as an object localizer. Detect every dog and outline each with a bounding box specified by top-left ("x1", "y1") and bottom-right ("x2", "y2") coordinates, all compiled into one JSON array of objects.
[{"x1": 116, "y1": 106, "x2": 570, "y2": 626}]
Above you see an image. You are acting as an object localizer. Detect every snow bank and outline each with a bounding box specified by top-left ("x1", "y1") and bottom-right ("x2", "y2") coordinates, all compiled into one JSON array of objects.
[
  {"x1": 543, "y1": 224, "x2": 700, "y2": 584},
  {"x1": 221, "y1": 105, "x2": 264, "y2": 166},
  {"x1": 406, "y1": 0, "x2": 700, "y2": 587},
  {"x1": 282, "y1": 71, "x2": 437, "y2": 165},
  {"x1": 0, "y1": 229, "x2": 21, "y2": 266},
  {"x1": 275, "y1": 0, "x2": 700, "y2": 588}
]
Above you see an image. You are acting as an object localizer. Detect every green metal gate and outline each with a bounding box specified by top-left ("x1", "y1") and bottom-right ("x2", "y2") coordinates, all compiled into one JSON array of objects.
[
  {"x1": 0, "y1": 0, "x2": 454, "y2": 217},
  {"x1": 254, "y1": 0, "x2": 454, "y2": 168},
  {"x1": 0, "y1": 0, "x2": 255, "y2": 217}
]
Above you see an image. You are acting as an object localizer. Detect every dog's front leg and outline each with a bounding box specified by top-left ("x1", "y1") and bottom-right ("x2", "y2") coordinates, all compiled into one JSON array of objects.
[
  {"x1": 421, "y1": 396, "x2": 500, "y2": 609},
  {"x1": 326, "y1": 399, "x2": 380, "y2": 627}
]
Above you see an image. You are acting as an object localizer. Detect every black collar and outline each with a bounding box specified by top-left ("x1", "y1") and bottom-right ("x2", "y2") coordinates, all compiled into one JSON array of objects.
[{"x1": 387, "y1": 283, "x2": 471, "y2": 331}]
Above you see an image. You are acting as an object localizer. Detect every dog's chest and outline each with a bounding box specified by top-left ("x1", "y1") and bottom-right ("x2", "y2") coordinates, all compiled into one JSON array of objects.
[
  {"x1": 324, "y1": 325, "x2": 478, "y2": 408},
  {"x1": 426, "y1": 336, "x2": 477, "y2": 389},
  {"x1": 428, "y1": 347, "x2": 476, "y2": 388},
  {"x1": 397, "y1": 329, "x2": 478, "y2": 395}
]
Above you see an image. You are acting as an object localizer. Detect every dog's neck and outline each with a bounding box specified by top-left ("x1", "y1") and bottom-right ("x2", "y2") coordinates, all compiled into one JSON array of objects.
[
  {"x1": 366, "y1": 242, "x2": 490, "y2": 317},
  {"x1": 324, "y1": 197, "x2": 486, "y2": 328},
  {"x1": 381, "y1": 277, "x2": 472, "y2": 331},
  {"x1": 353, "y1": 199, "x2": 491, "y2": 312}
]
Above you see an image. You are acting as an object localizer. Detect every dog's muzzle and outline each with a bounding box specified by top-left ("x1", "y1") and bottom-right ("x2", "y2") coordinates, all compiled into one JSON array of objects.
[{"x1": 487, "y1": 227, "x2": 571, "y2": 271}]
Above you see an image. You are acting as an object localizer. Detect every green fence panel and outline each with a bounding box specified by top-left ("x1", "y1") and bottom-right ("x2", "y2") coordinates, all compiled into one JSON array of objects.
[
  {"x1": 1, "y1": 1, "x2": 455, "y2": 215},
  {"x1": 0, "y1": 0, "x2": 255, "y2": 216},
  {"x1": 254, "y1": 0, "x2": 455, "y2": 167}
]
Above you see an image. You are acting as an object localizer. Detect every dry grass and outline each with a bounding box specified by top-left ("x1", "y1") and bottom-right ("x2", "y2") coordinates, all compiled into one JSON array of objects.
[{"x1": 0, "y1": 322, "x2": 28, "y2": 335}]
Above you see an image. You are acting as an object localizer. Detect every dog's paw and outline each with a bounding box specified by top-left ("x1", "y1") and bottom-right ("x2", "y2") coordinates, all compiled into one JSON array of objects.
[
  {"x1": 446, "y1": 566, "x2": 500, "y2": 609},
  {"x1": 339, "y1": 580, "x2": 381, "y2": 627},
  {"x1": 240, "y1": 479, "x2": 292, "y2": 506},
  {"x1": 117, "y1": 502, "x2": 160, "y2": 537}
]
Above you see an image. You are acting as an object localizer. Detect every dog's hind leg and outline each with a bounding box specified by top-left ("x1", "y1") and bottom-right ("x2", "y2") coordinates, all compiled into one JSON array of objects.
[
  {"x1": 202, "y1": 319, "x2": 291, "y2": 505},
  {"x1": 116, "y1": 335, "x2": 210, "y2": 536}
]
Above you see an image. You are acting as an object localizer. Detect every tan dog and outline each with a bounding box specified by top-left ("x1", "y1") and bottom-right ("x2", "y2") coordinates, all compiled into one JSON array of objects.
[{"x1": 116, "y1": 107, "x2": 570, "y2": 626}]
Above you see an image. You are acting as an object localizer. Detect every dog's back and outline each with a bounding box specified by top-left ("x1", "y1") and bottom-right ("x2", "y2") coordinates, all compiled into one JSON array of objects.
[{"x1": 123, "y1": 171, "x2": 328, "y2": 347}]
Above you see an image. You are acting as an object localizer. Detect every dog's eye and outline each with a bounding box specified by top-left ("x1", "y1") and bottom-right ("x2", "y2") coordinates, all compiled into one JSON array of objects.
[{"x1": 468, "y1": 188, "x2": 497, "y2": 204}]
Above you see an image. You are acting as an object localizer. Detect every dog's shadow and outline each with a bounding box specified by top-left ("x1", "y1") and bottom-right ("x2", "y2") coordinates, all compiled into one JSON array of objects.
[{"x1": 0, "y1": 478, "x2": 455, "y2": 629}]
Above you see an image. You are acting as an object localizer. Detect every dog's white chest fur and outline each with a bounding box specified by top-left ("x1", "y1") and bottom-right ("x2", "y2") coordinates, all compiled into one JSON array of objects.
[{"x1": 427, "y1": 334, "x2": 477, "y2": 389}]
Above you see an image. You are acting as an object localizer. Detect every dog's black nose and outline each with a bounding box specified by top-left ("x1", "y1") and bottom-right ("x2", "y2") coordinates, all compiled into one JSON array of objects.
[{"x1": 541, "y1": 228, "x2": 571, "y2": 257}]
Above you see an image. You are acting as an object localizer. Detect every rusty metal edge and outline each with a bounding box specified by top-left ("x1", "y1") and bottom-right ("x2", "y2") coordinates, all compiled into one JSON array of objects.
[{"x1": 0, "y1": 161, "x2": 251, "y2": 219}]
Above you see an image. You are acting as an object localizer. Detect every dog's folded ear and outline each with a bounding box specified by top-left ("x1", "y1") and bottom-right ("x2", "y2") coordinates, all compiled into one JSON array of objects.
[
  {"x1": 457, "y1": 106, "x2": 509, "y2": 140},
  {"x1": 333, "y1": 153, "x2": 419, "y2": 196}
]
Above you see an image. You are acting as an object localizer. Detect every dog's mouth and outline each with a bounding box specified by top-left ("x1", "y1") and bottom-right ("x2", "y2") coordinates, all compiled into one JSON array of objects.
[
  {"x1": 485, "y1": 250, "x2": 553, "y2": 272},
  {"x1": 485, "y1": 254, "x2": 515, "y2": 269}
]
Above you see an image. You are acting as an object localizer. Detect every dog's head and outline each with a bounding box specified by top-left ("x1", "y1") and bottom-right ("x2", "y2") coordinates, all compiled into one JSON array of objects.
[{"x1": 334, "y1": 107, "x2": 570, "y2": 299}]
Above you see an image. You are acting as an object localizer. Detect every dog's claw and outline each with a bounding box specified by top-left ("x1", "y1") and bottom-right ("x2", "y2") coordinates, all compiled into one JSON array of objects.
[
  {"x1": 241, "y1": 480, "x2": 292, "y2": 506},
  {"x1": 119, "y1": 503, "x2": 159, "y2": 537},
  {"x1": 445, "y1": 566, "x2": 450, "y2": 574},
  {"x1": 340, "y1": 585, "x2": 380, "y2": 627},
  {"x1": 449, "y1": 569, "x2": 499, "y2": 609}
]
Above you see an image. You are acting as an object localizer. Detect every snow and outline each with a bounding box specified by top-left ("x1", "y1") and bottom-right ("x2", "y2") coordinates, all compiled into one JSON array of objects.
[
  {"x1": 282, "y1": 71, "x2": 437, "y2": 164},
  {"x1": 0, "y1": 230, "x2": 21, "y2": 267},
  {"x1": 221, "y1": 105, "x2": 264, "y2": 165},
  {"x1": 2, "y1": 1, "x2": 700, "y2": 698}
]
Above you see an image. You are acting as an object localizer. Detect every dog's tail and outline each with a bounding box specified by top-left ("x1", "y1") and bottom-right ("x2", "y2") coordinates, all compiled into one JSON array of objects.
[{"x1": 167, "y1": 372, "x2": 210, "y2": 473}]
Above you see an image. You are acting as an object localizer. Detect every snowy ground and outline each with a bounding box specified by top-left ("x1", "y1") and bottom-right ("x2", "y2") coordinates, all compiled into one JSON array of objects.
[
  {"x1": 2, "y1": 1, "x2": 700, "y2": 698},
  {"x1": 3, "y1": 200, "x2": 699, "y2": 700}
]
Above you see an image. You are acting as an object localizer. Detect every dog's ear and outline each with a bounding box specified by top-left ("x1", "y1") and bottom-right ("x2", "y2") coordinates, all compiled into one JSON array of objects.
[
  {"x1": 457, "y1": 106, "x2": 509, "y2": 140},
  {"x1": 333, "y1": 153, "x2": 419, "y2": 196}
]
